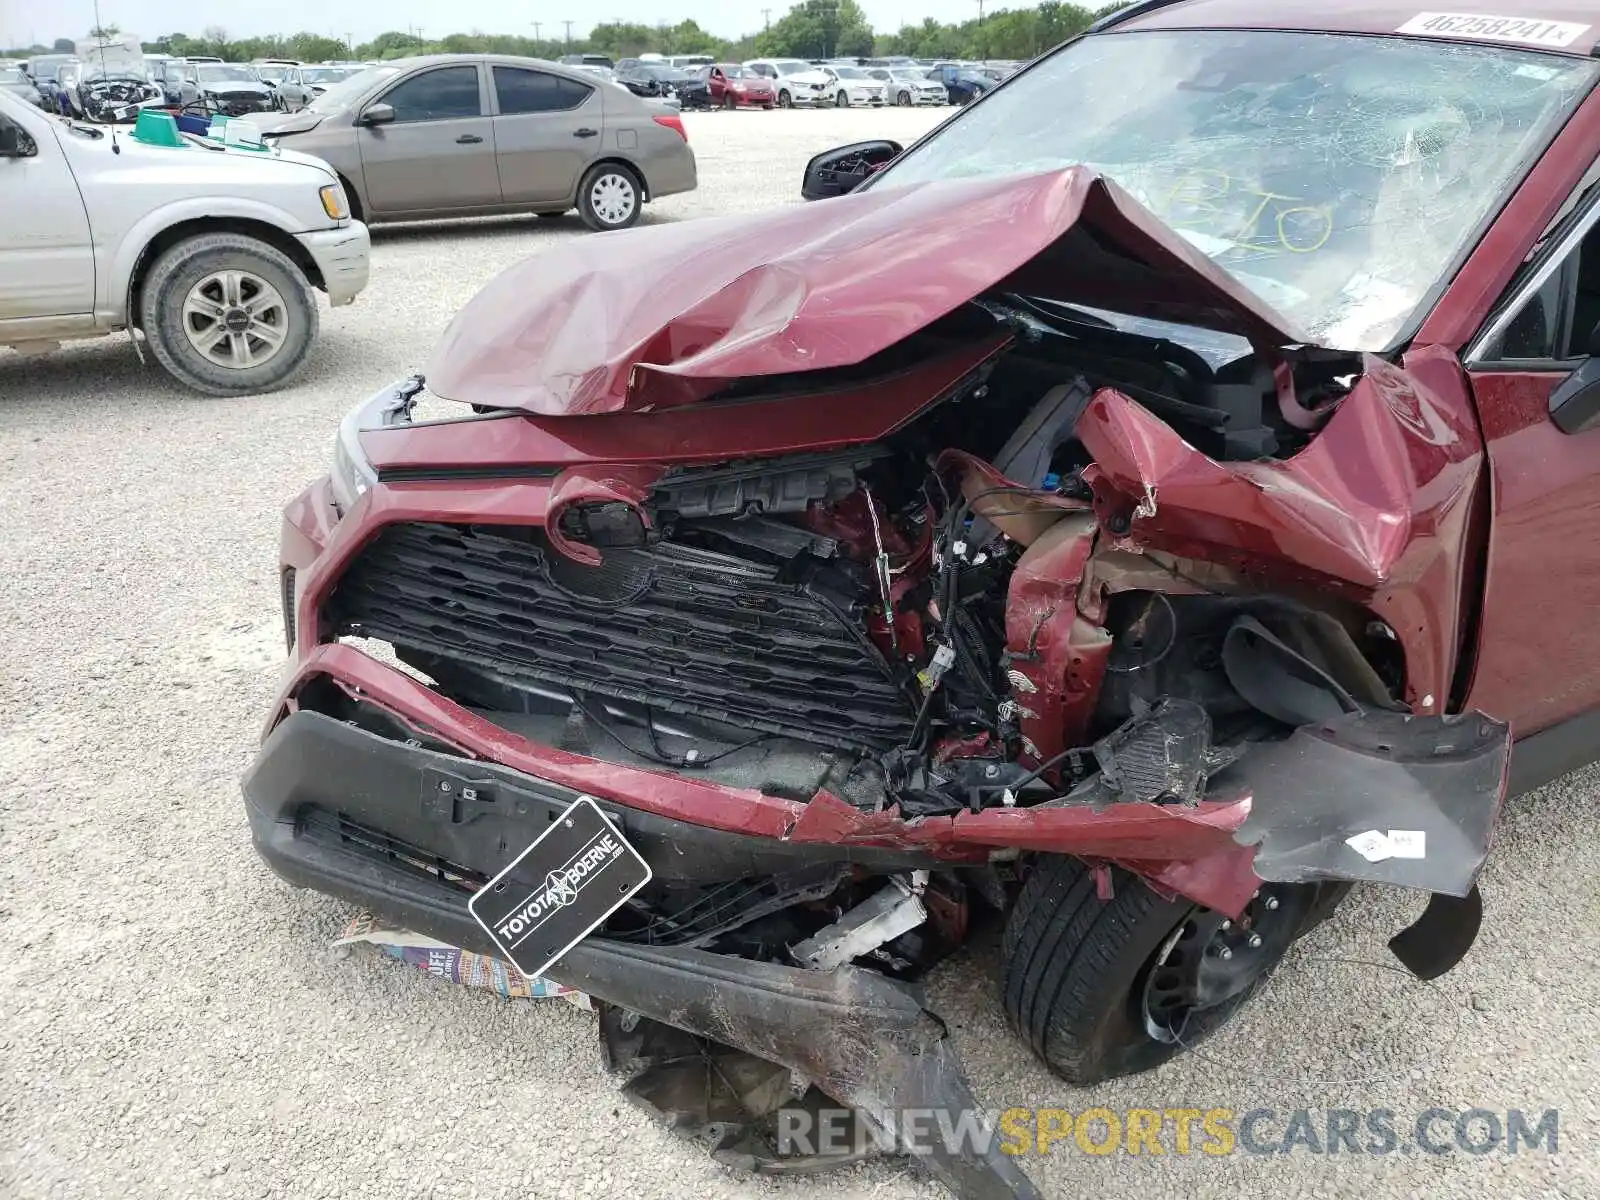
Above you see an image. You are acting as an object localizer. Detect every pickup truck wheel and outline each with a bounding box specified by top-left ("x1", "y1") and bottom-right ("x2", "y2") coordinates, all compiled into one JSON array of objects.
[
  {"x1": 139, "y1": 232, "x2": 317, "y2": 396},
  {"x1": 1000, "y1": 855, "x2": 1328, "y2": 1084},
  {"x1": 577, "y1": 163, "x2": 642, "y2": 232}
]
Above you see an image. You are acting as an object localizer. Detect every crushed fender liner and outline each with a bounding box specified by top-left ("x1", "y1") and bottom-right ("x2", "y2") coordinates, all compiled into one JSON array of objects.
[
  {"x1": 1078, "y1": 346, "x2": 1488, "y2": 715},
  {"x1": 1227, "y1": 709, "x2": 1509, "y2": 981},
  {"x1": 1048, "y1": 698, "x2": 1510, "y2": 977},
  {"x1": 1232, "y1": 710, "x2": 1509, "y2": 896}
]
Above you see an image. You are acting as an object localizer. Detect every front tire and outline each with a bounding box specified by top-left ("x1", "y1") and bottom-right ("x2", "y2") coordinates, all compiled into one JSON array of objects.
[
  {"x1": 576, "y1": 162, "x2": 642, "y2": 232},
  {"x1": 723, "y1": 93, "x2": 737, "y2": 110},
  {"x1": 834, "y1": 90, "x2": 849, "y2": 108},
  {"x1": 1001, "y1": 856, "x2": 1329, "y2": 1084},
  {"x1": 778, "y1": 88, "x2": 792, "y2": 108},
  {"x1": 138, "y1": 232, "x2": 317, "y2": 397},
  {"x1": 897, "y1": 89, "x2": 911, "y2": 106}
]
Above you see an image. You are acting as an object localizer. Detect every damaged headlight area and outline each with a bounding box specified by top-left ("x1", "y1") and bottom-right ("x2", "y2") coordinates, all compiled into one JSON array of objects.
[{"x1": 327, "y1": 376, "x2": 423, "y2": 514}]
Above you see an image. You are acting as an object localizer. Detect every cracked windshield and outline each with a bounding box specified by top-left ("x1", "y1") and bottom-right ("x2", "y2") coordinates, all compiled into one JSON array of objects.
[{"x1": 878, "y1": 30, "x2": 1597, "y2": 349}]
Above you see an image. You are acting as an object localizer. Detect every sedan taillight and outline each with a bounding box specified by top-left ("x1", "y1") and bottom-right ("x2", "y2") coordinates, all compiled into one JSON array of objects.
[{"x1": 653, "y1": 113, "x2": 687, "y2": 141}]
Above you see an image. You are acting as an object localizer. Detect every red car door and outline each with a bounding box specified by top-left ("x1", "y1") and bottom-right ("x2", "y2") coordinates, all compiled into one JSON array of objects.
[
  {"x1": 1422, "y1": 94, "x2": 1600, "y2": 738},
  {"x1": 707, "y1": 68, "x2": 726, "y2": 103}
]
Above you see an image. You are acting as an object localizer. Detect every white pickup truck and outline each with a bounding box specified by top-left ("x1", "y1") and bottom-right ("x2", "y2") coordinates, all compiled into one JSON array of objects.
[{"x1": 0, "y1": 88, "x2": 370, "y2": 395}]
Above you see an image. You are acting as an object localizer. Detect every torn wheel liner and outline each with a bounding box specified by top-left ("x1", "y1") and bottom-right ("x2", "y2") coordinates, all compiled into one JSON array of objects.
[{"x1": 1230, "y1": 709, "x2": 1510, "y2": 898}]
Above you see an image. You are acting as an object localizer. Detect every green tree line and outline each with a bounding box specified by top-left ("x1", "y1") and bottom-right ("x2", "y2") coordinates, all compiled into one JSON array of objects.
[{"x1": 7, "y1": 2, "x2": 1126, "y2": 64}]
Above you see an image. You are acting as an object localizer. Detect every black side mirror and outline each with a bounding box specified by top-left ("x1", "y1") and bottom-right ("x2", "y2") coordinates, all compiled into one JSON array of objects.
[
  {"x1": 1550, "y1": 322, "x2": 1600, "y2": 433},
  {"x1": 801, "y1": 139, "x2": 903, "y2": 201},
  {"x1": 359, "y1": 102, "x2": 395, "y2": 126}
]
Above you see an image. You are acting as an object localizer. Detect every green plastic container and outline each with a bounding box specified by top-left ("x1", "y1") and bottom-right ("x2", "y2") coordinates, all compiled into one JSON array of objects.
[{"x1": 132, "y1": 110, "x2": 185, "y2": 148}]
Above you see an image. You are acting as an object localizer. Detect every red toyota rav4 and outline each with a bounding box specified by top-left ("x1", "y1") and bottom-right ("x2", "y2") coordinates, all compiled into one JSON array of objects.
[{"x1": 246, "y1": 3, "x2": 1600, "y2": 1195}]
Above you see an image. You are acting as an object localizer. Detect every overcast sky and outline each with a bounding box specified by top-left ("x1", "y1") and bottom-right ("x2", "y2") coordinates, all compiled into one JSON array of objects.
[{"x1": 1, "y1": 0, "x2": 988, "y2": 48}]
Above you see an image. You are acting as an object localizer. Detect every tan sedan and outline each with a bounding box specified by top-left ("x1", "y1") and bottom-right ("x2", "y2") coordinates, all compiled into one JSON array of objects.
[{"x1": 246, "y1": 54, "x2": 697, "y2": 231}]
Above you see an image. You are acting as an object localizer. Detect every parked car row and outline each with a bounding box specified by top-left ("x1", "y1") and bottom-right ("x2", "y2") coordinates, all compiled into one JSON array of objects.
[
  {"x1": 544, "y1": 50, "x2": 984, "y2": 109},
  {"x1": 13, "y1": 47, "x2": 373, "y2": 121},
  {"x1": 15, "y1": 45, "x2": 990, "y2": 125},
  {"x1": 0, "y1": 52, "x2": 698, "y2": 397},
  {"x1": 743, "y1": 58, "x2": 991, "y2": 107}
]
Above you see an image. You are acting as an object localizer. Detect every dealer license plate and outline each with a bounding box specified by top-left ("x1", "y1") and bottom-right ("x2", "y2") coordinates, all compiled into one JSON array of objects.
[{"x1": 467, "y1": 796, "x2": 651, "y2": 979}]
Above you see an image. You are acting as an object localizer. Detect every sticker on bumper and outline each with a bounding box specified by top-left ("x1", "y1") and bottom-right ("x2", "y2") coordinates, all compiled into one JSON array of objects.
[
  {"x1": 467, "y1": 795, "x2": 652, "y2": 979},
  {"x1": 1396, "y1": 12, "x2": 1590, "y2": 47}
]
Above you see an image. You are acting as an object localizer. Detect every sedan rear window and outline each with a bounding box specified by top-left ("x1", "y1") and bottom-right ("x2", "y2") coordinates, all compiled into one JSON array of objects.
[{"x1": 494, "y1": 67, "x2": 592, "y2": 114}]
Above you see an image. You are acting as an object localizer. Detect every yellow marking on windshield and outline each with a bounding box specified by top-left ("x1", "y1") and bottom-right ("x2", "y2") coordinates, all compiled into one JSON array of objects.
[{"x1": 1159, "y1": 170, "x2": 1333, "y2": 255}]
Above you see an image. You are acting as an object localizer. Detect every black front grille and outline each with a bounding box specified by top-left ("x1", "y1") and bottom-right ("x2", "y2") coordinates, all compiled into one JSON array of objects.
[
  {"x1": 326, "y1": 522, "x2": 917, "y2": 749},
  {"x1": 300, "y1": 808, "x2": 485, "y2": 892},
  {"x1": 214, "y1": 92, "x2": 269, "y2": 115}
]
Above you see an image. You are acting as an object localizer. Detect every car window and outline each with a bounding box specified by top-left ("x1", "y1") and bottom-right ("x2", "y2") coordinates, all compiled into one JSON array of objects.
[
  {"x1": 493, "y1": 67, "x2": 591, "y2": 115},
  {"x1": 309, "y1": 65, "x2": 400, "y2": 112},
  {"x1": 1478, "y1": 204, "x2": 1600, "y2": 364},
  {"x1": 1493, "y1": 270, "x2": 1570, "y2": 360},
  {"x1": 873, "y1": 30, "x2": 1598, "y2": 352},
  {"x1": 195, "y1": 65, "x2": 258, "y2": 83},
  {"x1": 379, "y1": 65, "x2": 482, "y2": 122}
]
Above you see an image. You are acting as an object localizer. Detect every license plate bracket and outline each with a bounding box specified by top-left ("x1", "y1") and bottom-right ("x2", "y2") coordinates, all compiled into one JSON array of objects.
[{"x1": 467, "y1": 795, "x2": 652, "y2": 978}]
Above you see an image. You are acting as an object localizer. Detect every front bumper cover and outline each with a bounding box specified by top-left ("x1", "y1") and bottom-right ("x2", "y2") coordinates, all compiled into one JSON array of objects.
[
  {"x1": 250, "y1": 643, "x2": 1508, "y2": 1200},
  {"x1": 296, "y1": 222, "x2": 370, "y2": 307},
  {"x1": 245, "y1": 706, "x2": 1038, "y2": 1199}
]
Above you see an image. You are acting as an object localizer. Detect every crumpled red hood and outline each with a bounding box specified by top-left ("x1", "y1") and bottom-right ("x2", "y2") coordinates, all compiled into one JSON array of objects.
[{"x1": 426, "y1": 167, "x2": 1307, "y2": 415}]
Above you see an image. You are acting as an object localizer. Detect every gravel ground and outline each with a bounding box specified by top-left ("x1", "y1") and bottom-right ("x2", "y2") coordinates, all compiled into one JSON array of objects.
[{"x1": 2, "y1": 106, "x2": 1597, "y2": 1200}]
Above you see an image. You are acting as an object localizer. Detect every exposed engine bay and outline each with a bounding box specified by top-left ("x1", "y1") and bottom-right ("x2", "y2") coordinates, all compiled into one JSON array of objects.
[
  {"x1": 76, "y1": 75, "x2": 164, "y2": 123},
  {"x1": 331, "y1": 299, "x2": 1402, "y2": 829}
]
